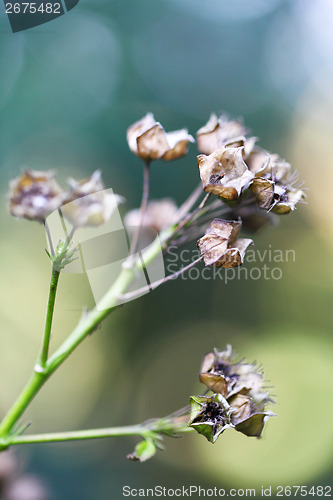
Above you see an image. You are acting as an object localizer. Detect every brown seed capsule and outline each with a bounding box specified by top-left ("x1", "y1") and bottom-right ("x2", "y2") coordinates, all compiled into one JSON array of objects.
[
  {"x1": 127, "y1": 113, "x2": 194, "y2": 162},
  {"x1": 8, "y1": 169, "x2": 65, "y2": 223},
  {"x1": 196, "y1": 113, "x2": 249, "y2": 155},
  {"x1": 197, "y1": 146, "x2": 254, "y2": 200},
  {"x1": 191, "y1": 345, "x2": 275, "y2": 442},
  {"x1": 197, "y1": 219, "x2": 253, "y2": 268}
]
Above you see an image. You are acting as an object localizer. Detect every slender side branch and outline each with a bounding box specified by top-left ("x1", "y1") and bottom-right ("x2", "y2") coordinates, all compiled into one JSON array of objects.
[
  {"x1": 10, "y1": 421, "x2": 193, "y2": 446},
  {"x1": 129, "y1": 160, "x2": 151, "y2": 256},
  {"x1": 44, "y1": 221, "x2": 54, "y2": 256},
  {"x1": 37, "y1": 265, "x2": 60, "y2": 369},
  {"x1": 119, "y1": 256, "x2": 204, "y2": 301}
]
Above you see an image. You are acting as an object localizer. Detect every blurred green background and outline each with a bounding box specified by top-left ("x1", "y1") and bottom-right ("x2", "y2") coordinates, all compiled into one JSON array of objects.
[{"x1": 1, "y1": 0, "x2": 333, "y2": 498}]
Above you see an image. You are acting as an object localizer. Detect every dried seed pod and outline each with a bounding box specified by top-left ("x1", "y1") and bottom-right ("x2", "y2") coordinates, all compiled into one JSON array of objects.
[
  {"x1": 196, "y1": 113, "x2": 249, "y2": 155},
  {"x1": 197, "y1": 219, "x2": 253, "y2": 268},
  {"x1": 197, "y1": 146, "x2": 254, "y2": 200},
  {"x1": 190, "y1": 345, "x2": 275, "y2": 443},
  {"x1": 127, "y1": 113, "x2": 194, "y2": 162}
]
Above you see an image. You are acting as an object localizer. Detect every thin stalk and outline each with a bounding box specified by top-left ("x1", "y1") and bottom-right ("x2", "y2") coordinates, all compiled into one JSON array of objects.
[
  {"x1": 119, "y1": 256, "x2": 204, "y2": 302},
  {"x1": 37, "y1": 265, "x2": 60, "y2": 370},
  {"x1": 175, "y1": 182, "x2": 203, "y2": 221},
  {"x1": 10, "y1": 422, "x2": 193, "y2": 446},
  {"x1": 44, "y1": 221, "x2": 54, "y2": 256},
  {"x1": 129, "y1": 160, "x2": 151, "y2": 256},
  {"x1": 198, "y1": 192, "x2": 212, "y2": 209}
]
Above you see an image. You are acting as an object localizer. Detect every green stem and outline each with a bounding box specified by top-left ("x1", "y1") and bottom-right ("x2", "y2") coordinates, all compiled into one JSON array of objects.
[
  {"x1": 0, "y1": 227, "x2": 173, "y2": 445},
  {"x1": 10, "y1": 422, "x2": 193, "y2": 446},
  {"x1": 0, "y1": 371, "x2": 47, "y2": 447},
  {"x1": 38, "y1": 265, "x2": 60, "y2": 369}
]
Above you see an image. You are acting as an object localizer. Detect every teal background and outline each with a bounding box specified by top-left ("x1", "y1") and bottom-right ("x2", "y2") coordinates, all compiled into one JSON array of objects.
[{"x1": 0, "y1": 0, "x2": 333, "y2": 498}]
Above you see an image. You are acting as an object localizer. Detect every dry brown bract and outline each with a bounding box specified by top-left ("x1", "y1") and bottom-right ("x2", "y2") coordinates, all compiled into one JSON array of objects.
[
  {"x1": 8, "y1": 169, "x2": 65, "y2": 222},
  {"x1": 127, "y1": 113, "x2": 194, "y2": 162},
  {"x1": 197, "y1": 219, "x2": 253, "y2": 268}
]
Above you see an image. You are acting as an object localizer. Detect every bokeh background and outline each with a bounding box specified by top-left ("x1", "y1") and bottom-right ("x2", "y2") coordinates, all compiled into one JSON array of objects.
[{"x1": 0, "y1": 0, "x2": 333, "y2": 498}]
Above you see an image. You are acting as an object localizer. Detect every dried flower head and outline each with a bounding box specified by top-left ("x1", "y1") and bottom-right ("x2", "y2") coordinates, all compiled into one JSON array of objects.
[
  {"x1": 199, "y1": 346, "x2": 268, "y2": 400},
  {"x1": 196, "y1": 113, "x2": 249, "y2": 155},
  {"x1": 189, "y1": 345, "x2": 274, "y2": 442},
  {"x1": 125, "y1": 198, "x2": 178, "y2": 233},
  {"x1": 197, "y1": 147, "x2": 254, "y2": 200},
  {"x1": 7, "y1": 169, "x2": 65, "y2": 223},
  {"x1": 196, "y1": 112, "x2": 305, "y2": 215},
  {"x1": 127, "y1": 113, "x2": 194, "y2": 162},
  {"x1": 197, "y1": 219, "x2": 253, "y2": 268},
  {"x1": 62, "y1": 170, "x2": 123, "y2": 227}
]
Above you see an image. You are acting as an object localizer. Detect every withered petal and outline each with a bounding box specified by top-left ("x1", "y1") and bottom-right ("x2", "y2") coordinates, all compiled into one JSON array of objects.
[
  {"x1": 162, "y1": 129, "x2": 195, "y2": 161},
  {"x1": 246, "y1": 148, "x2": 271, "y2": 176},
  {"x1": 200, "y1": 352, "x2": 216, "y2": 374},
  {"x1": 199, "y1": 373, "x2": 228, "y2": 396}
]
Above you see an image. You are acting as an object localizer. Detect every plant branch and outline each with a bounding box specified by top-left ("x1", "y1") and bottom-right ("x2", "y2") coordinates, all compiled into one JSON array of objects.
[
  {"x1": 37, "y1": 265, "x2": 60, "y2": 370},
  {"x1": 129, "y1": 160, "x2": 151, "y2": 256},
  {"x1": 119, "y1": 255, "x2": 204, "y2": 301},
  {"x1": 44, "y1": 221, "x2": 54, "y2": 256},
  {"x1": 0, "y1": 226, "x2": 174, "y2": 445},
  {"x1": 9, "y1": 420, "x2": 193, "y2": 446}
]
